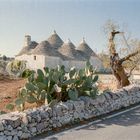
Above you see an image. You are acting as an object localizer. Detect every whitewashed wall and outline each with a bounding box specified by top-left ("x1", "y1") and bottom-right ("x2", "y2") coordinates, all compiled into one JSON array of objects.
[
  {"x1": 69, "y1": 60, "x2": 86, "y2": 69},
  {"x1": 16, "y1": 55, "x2": 62, "y2": 70},
  {"x1": 90, "y1": 56, "x2": 104, "y2": 71},
  {"x1": 62, "y1": 60, "x2": 86, "y2": 70},
  {"x1": 45, "y1": 56, "x2": 62, "y2": 68},
  {"x1": 16, "y1": 54, "x2": 46, "y2": 71},
  {"x1": 62, "y1": 60, "x2": 69, "y2": 70},
  {"x1": 16, "y1": 55, "x2": 104, "y2": 72},
  {"x1": 16, "y1": 54, "x2": 31, "y2": 69}
]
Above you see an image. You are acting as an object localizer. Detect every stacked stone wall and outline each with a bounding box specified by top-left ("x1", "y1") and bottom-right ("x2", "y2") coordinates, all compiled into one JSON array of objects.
[{"x1": 0, "y1": 85, "x2": 140, "y2": 140}]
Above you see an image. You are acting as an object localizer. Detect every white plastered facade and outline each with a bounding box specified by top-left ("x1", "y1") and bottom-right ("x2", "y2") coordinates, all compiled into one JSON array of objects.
[{"x1": 16, "y1": 54, "x2": 103, "y2": 71}]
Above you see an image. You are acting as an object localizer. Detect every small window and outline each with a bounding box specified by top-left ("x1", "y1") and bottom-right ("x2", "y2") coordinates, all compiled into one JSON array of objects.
[{"x1": 34, "y1": 56, "x2": 36, "y2": 60}]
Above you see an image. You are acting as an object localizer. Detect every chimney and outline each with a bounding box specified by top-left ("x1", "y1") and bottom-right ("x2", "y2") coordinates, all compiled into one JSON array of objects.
[{"x1": 24, "y1": 35, "x2": 31, "y2": 47}]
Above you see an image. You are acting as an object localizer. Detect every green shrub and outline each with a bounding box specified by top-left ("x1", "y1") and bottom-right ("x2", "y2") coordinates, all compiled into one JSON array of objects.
[
  {"x1": 22, "y1": 69, "x2": 35, "y2": 78},
  {"x1": 0, "y1": 110, "x2": 6, "y2": 115},
  {"x1": 6, "y1": 60, "x2": 26, "y2": 77}
]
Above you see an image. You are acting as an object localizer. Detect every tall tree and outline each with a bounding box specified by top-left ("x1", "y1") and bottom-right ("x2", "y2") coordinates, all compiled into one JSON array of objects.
[{"x1": 104, "y1": 20, "x2": 140, "y2": 88}]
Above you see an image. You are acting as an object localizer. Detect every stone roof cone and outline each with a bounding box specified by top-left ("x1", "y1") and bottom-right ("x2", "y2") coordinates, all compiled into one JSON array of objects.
[
  {"x1": 76, "y1": 38, "x2": 97, "y2": 59},
  {"x1": 58, "y1": 39, "x2": 85, "y2": 60},
  {"x1": 47, "y1": 30, "x2": 64, "y2": 49},
  {"x1": 58, "y1": 39, "x2": 76, "y2": 58},
  {"x1": 32, "y1": 40, "x2": 60, "y2": 56}
]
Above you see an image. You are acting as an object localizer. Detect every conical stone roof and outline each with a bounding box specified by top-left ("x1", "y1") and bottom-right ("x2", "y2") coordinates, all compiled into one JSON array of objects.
[
  {"x1": 76, "y1": 38, "x2": 97, "y2": 59},
  {"x1": 58, "y1": 39, "x2": 85, "y2": 60},
  {"x1": 17, "y1": 41, "x2": 38, "y2": 56},
  {"x1": 32, "y1": 40, "x2": 60, "y2": 56},
  {"x1": 47, "y1": 30, "x2": 64, "y2": 49}
]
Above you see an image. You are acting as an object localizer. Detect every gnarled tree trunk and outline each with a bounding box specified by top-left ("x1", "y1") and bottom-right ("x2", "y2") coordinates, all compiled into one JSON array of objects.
[{"x1": 108, "y1": 30, "x2": 139, "y2": 88}]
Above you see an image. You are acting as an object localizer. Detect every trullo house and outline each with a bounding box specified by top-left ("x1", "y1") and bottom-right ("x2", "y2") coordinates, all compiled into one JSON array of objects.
[{"x1": 15, "y1": 31, "x2": 103, "y2": 71}]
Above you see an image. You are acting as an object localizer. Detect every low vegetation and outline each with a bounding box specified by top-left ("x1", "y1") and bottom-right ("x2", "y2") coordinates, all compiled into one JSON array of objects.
[
  {"x1": 6, "y1": 62, "x2": 99, "y2": 111},
  {"x1": 6, "y1": 60, "x2": 26, "y2": 78},
  {"x1": 0, "y1": 60, "x2": 8, "y2": 77},
  {"x1": 0, "y1": 59, "x2": 35, "y2": 81}
]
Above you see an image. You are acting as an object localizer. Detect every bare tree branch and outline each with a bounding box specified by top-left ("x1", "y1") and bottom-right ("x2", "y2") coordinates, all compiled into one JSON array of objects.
[
  {"x1": 119, "y1": 50, "x2": 140, "y2": 64},
  {"x1": 127, "y1": 65, "x2": 137, "y2": 78}
]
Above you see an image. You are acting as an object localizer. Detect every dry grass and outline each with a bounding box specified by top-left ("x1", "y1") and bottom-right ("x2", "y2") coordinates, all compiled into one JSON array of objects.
[
  {"x1": 98, "y1": 81, "x2": 117, "y2": 92},
  {"x1": 98, "y1": 74, "x2": 117, "y2": 91}
]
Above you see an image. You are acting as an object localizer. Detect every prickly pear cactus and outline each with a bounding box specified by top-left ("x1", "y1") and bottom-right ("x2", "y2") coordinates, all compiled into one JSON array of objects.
[{"x1": 6, "y1": 62, "x2": 99, "y2": 111}]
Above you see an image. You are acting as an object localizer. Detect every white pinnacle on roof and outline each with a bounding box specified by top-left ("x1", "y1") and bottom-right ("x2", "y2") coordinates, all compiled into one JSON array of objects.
[
  {"x1": 66, "y1": 38, "x2": 72, "y2": 44},
  {"x1": 53, "y1": 30, "x2": 57, "y2": 34},
  {"x1": 81, "y1": 37, "x2": 86, "y2": 44}
]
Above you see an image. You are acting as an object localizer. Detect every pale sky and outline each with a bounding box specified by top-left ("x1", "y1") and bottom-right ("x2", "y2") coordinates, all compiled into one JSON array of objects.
[{"x1": 0, "y1": 0, "x2": 140, "y2": 57}]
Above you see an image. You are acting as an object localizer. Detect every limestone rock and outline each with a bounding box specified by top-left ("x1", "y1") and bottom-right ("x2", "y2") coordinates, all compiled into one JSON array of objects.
[
  {"x1": 36, "y1": 123, "x2": 45, "y2": 131},
  {"x1": 7, "y1": 125, "x2": 13, "y2": 131},
  {"x1": 4, "y1": 130, "x2": 11, "y2": 135},
  {"x1": 21, "y1": 133, "x2": 31, "y2": 139},
  {"x1": 29, "y1": 127, "x2": 37, "y2": 134},
  {"x1": 96, "y1": 94, "x2": 106, "y2": 104},
  {"x1": 13, "y1": 135, "x2": 19, "y2": 140},
  {"x1": 17, "y1": 131, "x2": 23, "y2": 137},
  {"x1": 11, "y1": 130, "x2": 17, "y2": 136},
  {"x1": 22, "y1": 114, "x2": 28, "y2": 125},
  {"x1": 0, "y1": 136, "x2": 7, "y2": 140},
  {"x1": 0, "y1": 122, "x2": 4, "y2": 131},
  {"x1": 0, "y1": 132, "x2": 4, "y2": 135},
  {"x1": 7, "y1": 136, "x2": 12, "y2": 140}
]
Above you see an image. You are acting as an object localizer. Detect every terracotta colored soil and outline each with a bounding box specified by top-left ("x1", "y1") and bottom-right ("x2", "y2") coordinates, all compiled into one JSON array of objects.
[
  {"x1": 0, "y1": 78, "x2": 25, "y2": 112},
  {"x1": 0, "y1": 78, "x2": 38, "y2": 113}
]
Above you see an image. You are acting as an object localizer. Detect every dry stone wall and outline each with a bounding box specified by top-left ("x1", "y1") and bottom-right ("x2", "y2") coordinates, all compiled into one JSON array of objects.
[{"x1": 0, "y1": 85, "x2": 140, "y2": 140}]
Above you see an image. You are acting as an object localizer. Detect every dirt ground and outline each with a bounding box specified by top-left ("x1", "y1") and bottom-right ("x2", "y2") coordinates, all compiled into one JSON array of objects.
[
  {"x1": 0, "y1": 77, "x2": 37, "y2": 112},
  {"x1": 0, "y1": 78, "x2": 26, "y2": 112}
]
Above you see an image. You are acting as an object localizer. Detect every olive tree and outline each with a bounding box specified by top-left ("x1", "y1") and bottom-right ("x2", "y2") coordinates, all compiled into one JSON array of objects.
[{"x1": 104, "y1": 20, "x2": 140, "y2": 88}]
